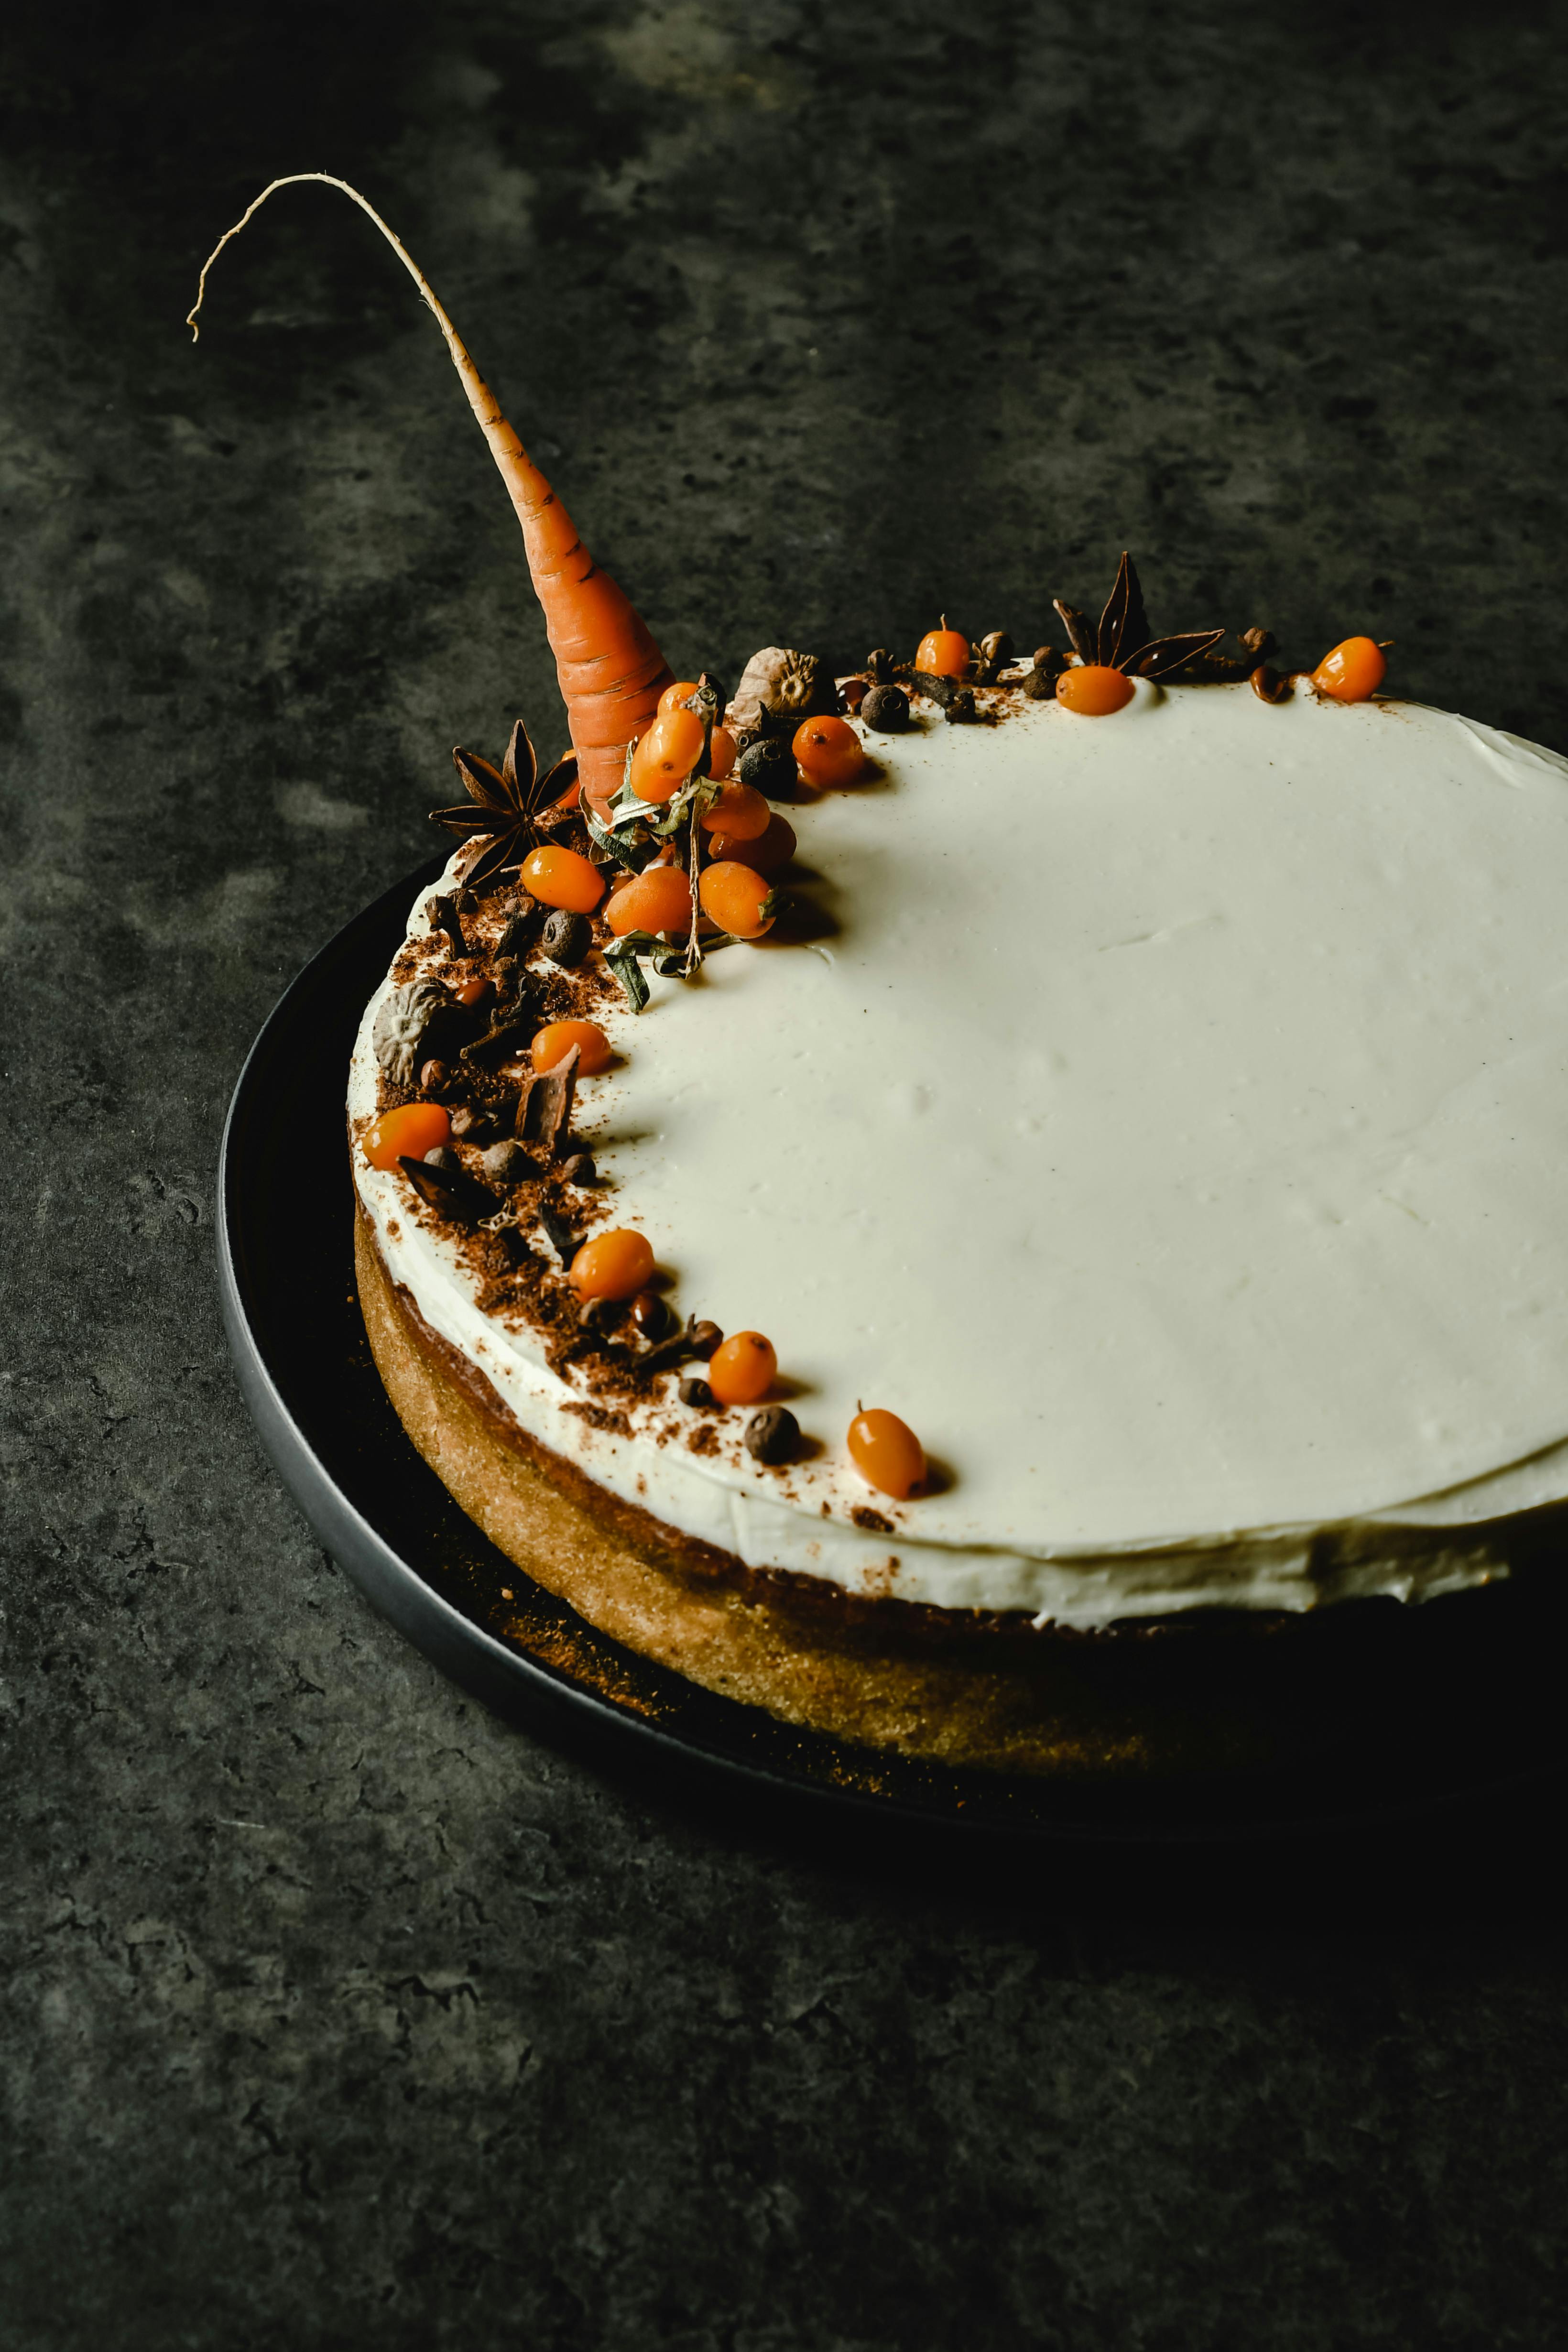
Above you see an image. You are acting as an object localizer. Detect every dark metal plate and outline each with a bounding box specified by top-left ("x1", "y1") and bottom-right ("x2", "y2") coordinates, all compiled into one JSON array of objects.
[{"x1": 218, "y1": 861, "x2": 1568, "y2": 1845}]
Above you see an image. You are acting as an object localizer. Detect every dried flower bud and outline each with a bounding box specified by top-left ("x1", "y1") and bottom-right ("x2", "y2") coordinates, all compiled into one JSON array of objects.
[{"x1": 686, "y1": 1318, "x2": 722, "y2": 1360}]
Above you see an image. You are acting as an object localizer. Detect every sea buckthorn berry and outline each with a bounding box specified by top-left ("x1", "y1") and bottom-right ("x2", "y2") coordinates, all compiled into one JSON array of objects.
[
  {"x1": 657, "y1": 679, "x2": 701, "y2": 717},
  {"x1": 520, "y1": 843, "x2": 605, "y2": 913},
  {"x1": 570, "y1": 1229, "x2": 655, "y2": 1300},
  {"x1": 698, "y1": 860, "x2": 777, "y2": 939},
  {"x1": 1056, "y1": 664, "x2": 1135, "y2": 718},
  {"x1": 1312, "y1": 635, "x2": 1386, "y2": 703},
  {"x1": 699, "y1": 780, "x2": 771, "y2": 841},
  {"x1": 608, "y1": 863, "x2": 697, "y2": 937},
  {"x1": 630, "y1": 707, "x2": 707, "y2": 803},
  {"x1": 532, "y1": 1020, "x2": 611, "y2": 1077},
  {"x1": 708, "y1": 726, "x2": 738, "y2": 780},
  {"x1": 915, "y1": 618, "x2": 970, "y2": 677},
  {"x1": 708, "y1": 809, "x2": 796, "y2": 875},
  {"x1": 793, "y1": 714, "x2": 866, "y2": 789},
  {"x1": 708, "y1": 1330, "x2": 778, "y2": 1406},
  {"x1": 847, "y1": 1407, "x2": 926, "y2": 1501},
  {"x1": 364, "y1": 1101, "x2": 451, "y2": 1171}
]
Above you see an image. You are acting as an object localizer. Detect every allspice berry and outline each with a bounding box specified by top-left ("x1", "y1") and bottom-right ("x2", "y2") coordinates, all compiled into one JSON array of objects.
[
  {"x1": 737, "y1": 737, "x2": 794, "y2": 795},
  {"x1": 745, "y1": 1405, "x2": 800, "y2": 1465},
  {"x1": 541, "y1": 909, "x2": 591, "y2": 968},
  {"x1": 860, "y1": 683, "x2": 910, "y2": 733},
  {"x1": 559, "y1": 1151, "x2": 598, "y2": 1187},
  {"x1": 678, "y1": 1376, "x2": 716, "y2": 1409}
]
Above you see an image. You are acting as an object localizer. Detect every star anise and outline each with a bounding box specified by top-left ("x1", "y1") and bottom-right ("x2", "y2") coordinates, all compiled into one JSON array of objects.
[
  {"x1": 1053, "y1": 553, "x2": 1226, "y2": 681},
  {"x1": 428, "y1": 717, "x2": 577, "y2": 892}
]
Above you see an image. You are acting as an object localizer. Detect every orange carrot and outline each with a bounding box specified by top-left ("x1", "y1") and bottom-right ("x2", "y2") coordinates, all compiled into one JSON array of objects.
[{"x1": 186, "y1": 174, "x2": 672, "y2": 806}]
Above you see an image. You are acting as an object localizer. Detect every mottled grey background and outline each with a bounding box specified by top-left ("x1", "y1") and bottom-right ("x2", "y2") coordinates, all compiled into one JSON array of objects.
[{"x1": 4, "y1": 1, "x2": 1568, "y2": 2345}]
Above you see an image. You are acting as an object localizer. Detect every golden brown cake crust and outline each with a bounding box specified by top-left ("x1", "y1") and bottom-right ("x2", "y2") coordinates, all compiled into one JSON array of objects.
[{"x1": 354, "y1": 1208, "x2": 1412, "y2": 1778}]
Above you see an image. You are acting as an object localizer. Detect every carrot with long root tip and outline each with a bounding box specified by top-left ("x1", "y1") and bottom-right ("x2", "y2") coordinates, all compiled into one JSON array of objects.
[{"x1": 186, "y1": 174, "x2": 672, "y2": 808}]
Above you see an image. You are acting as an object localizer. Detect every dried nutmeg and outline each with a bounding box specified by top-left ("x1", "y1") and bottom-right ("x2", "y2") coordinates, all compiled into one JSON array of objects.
[
  {"x1": 860, "y1": 683, "x2": 909, "y2": 733},
  {"x1": 628, "y1": 1289, "x2": 675, "y2": 1340},
  {"x1": 687, "y1": 1318, "x2": 723, "y2": 1360},
  {"x1": 737, "y1": 736, "x2": 795, "y2": 795},
  {"x1": 745, "y1": 1404, "x2": 800, "y2": 1465},
  {"x1": 977, "y1": 629, "x2": 1014, "y2": 669},
  {"x1": 541, "y1": 909, "x2": 591, "y2": 968},
  {"x1": 678, "y1": 1376, "x2": 716, "y2": 1409}
]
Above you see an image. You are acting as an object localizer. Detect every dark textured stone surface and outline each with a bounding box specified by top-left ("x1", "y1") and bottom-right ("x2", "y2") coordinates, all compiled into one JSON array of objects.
[{"x1": 4, "y1": 4, "x2": 1568, "y2": 2345}]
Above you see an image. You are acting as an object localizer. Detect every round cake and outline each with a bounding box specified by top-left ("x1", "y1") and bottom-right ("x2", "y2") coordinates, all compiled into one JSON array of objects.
[{"x1": 349, "y1": 644, "x2": 1568, "y2": 1775}]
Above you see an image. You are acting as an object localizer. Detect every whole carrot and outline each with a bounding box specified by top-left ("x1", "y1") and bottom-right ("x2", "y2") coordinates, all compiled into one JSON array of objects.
[{"x1": 186, "y1": 174, "x2": 672, "y2": 808}]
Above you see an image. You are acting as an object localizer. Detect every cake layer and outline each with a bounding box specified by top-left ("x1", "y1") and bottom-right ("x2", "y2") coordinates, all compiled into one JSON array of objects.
[{"x1": 350, "y1": 678, "x2": 1568, "y2": 1624}]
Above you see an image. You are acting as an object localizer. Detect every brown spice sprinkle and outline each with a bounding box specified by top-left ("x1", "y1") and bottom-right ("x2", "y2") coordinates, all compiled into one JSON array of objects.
[{"x1": 851, "y1": 1504, "x2": 895, "y2": 1535}]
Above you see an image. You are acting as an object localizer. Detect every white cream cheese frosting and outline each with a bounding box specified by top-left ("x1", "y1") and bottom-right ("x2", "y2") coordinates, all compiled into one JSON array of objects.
[{"x1": 349, "y1": 678, "x2": 1568, "y2": 1626}]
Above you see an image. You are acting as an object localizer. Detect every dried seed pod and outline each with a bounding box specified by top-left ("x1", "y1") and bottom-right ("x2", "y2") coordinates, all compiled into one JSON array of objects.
[
  {"x1": 860, "y1": 683, "x2": 909, "y2": 733},
  {"x1": 745, "y1": 1404, "x2": 800, "y2": 1464},
  {"x1": 678, "y1": 1376, "x2": 716, "y2": 1409},
  {"x1": 727, "y1": 646, "x2": 838, "y2": 744},
  {"x1": 1250, "y1": 663, "x2": 1291, "y2": 704},
  {"x1": 559, "y1": 1151, "x2": 598, "y2": 1187},
  {"x1": 841, "y1": 675, "x2": 869, "y2": 712},
  {"x1": 541, "y1": 909, "x2": 591, "y2": 968},
  {"x1": 373, "y1": 980, "x2": 455, "y2": 1089}
]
